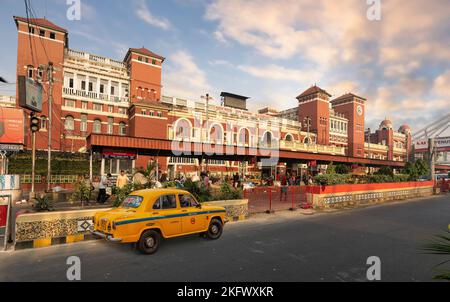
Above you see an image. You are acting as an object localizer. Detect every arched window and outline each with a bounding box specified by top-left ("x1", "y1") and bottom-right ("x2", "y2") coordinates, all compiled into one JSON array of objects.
[
  {"x1": 64, "y1": 116, "x2": 74, "y2": 131},
  {"x1": 285, "y1": 134, "x2": 293, "y2": 142},
  {"x1": 93, "y1": 119, "x2": 102, "y2": 133},
  {"x1": 119, "y1": 122, "x2": 126, "y2": 136},
  {"x1": 304, "y1": 136, "x2": 312, "y2": 144},
  {"x1": 209, "y1": 124, "x2": 223, "y2": 143},
  {"x1": 262, "y1": 131, "x2": 273, "y2": 148},
  {"x1": 175, "y1": 118, "x2": 191, "y2": 140},
  {"x1": 27, "y1": 65, "x2": 34, "y2": 78},
  {"x1": 239, "y1": 128, "x2": 250, "y2": 145}
]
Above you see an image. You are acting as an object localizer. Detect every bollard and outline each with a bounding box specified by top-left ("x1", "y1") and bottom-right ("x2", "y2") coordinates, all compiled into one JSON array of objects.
[
  {"x1": 289, "y1": 186, "x2": 296, "y2": 211},
  {"x1": 266, "y1": 187, "x2": 275, "y2": 214}
]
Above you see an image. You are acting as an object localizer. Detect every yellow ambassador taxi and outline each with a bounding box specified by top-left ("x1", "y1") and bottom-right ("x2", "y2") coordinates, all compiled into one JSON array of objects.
[{"x1": 91, "y1": 188, "x2": 227, "y2": 254}]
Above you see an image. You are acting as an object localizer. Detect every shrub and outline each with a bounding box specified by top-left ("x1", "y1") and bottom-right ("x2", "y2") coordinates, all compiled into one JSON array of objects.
[
  {"x1": 183, "y1": 179, "x2": 212, "y2": 202},
  {"x1": 33, "y1": 194, "x2": 53, "y2": 212},
  {"x1": 70, "y1": 180, "x2": 92, "y2": 204},
  {"x1": 393, "y1": 174, "x2": 410, "y2": 182},
  {"x1": 112, "y1": 183, "x2": 134, "y2": 207},
  {"x1": 375, "y1": 166, "x2": 393, "y2": 177},
  {"x1": 214, "y1": 182, "x2": 243, "y2": 200},
  {"x1": 163, "y1": 181, "x2": 177, "y2": 188},
  {"x1": 366, "y1": 174, "x2": 393, "y2": 183},
  {"x1": 335, "y1": 164, "x2": 350, "y2": 174},
  {"x1": 314, "y1": 174, "x2": 351, "y2": 185}
]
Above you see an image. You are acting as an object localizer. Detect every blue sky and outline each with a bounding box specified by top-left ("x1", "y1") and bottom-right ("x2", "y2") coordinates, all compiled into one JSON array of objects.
[{"x1": 1, "y1": 0, "x2": 449, "y2": 132}]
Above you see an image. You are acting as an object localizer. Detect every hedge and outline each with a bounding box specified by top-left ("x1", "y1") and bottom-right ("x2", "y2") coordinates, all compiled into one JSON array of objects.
[{"x1": 314, "y1": 173, "x2": 413, "y2": 186}]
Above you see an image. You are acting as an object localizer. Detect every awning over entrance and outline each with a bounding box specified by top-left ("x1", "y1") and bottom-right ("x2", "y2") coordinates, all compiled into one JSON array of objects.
[{"x1": 87, "y1": 134, "x2": 406, "y2": 168}]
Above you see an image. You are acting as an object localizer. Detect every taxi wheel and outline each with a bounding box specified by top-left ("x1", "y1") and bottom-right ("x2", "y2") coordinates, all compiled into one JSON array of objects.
[
  {"x1": 205, "y1": 218, "x2": 223, "y2": 240},
  {"x1": 138, "y1": 230, "x2": 160, "y2": 254}
]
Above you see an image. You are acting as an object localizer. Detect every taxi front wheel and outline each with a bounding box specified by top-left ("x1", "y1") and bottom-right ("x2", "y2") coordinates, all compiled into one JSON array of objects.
[
  {"x1": 205, "y1": 218, "x2": 223, "y2": 240},
  {"x1": 138, "y1": 230, "x2": 161, "y2": 254}
]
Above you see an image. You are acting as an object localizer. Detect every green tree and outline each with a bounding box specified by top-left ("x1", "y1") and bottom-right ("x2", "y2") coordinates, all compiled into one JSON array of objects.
[
  {"x1": 335, "y1": 164, "x2": 350, "y2": 174},
  {"x1": 415, "y1": 159, "x2": 430, "y2": 178}
]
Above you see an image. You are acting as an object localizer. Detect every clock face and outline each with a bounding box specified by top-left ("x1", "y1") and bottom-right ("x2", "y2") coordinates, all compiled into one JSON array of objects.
[{"x1": 356, "y1": 105, "x2": 363, "y2": 116}]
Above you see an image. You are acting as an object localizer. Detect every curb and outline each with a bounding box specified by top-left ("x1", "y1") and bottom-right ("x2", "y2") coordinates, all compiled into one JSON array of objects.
[
  {"x1": 229, "y1": 214, "x2": 247, "y2": 222},
  {"x1": 14, "y1": 233, "x2": 99, "y2": 250}
]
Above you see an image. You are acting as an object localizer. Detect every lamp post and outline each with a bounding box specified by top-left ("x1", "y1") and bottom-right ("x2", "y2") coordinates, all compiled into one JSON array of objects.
[{"x1": 303, "y1": 116, "x2": 311, "y2": 144}]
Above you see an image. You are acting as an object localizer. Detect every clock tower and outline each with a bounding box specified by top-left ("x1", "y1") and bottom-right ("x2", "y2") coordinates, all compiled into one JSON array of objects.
[{"x1": 331, "y1": 93, "x2": 366, "y2": 157}]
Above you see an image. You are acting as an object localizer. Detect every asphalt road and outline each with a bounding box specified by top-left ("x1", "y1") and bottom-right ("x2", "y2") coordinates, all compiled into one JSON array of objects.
[{"x1": 0, "y1": 195, "x2": 449, "y2": 282}]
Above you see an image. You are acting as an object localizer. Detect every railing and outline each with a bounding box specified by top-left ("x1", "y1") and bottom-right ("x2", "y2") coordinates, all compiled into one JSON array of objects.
[
  {"x1": 393, "y1": 147, "x2": 407, "y2": 154},
  {"x1": 63, "y1": 87, "x2": 129, "y2": 103},
  {"x1": 243, "y1": 185, "x2": 310, "y2": 213},
  {"x1": 66, "y1": 49, "x2": 127, "y2": 69},
  {"x1": 279, "y1": 140, "x2": 345, "y2": 155},
  {"x1": 167, "y1": 131, "x2": 345, "y2": 155},
  {"x1": 364, "y1": 143, "x2": 389, "y2": 151}
]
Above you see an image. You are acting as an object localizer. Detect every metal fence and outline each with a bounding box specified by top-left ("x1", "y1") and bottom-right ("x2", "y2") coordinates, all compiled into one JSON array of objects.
[{"x1": 243, "y1": 185, "x2": 311, "y2": 213}]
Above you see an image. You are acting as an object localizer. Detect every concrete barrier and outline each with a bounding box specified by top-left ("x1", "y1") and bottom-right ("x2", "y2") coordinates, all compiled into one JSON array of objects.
[
  {"x1": 14, "y1": 208, "x2": 112, "y2": 250},
  {"x1": 305, "y1": 181, "x2": 434, "y2": 209},
  {"x1": 203, "y1": 199, "x2": 249, "y2": 222},
  {"x1": 14, "y1": 199, "x2": 249, "y2": 250}
]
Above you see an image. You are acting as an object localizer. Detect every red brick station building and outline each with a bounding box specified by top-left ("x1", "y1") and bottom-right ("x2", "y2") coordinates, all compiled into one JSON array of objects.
[{"x1": 11, "y1": 17, "x2": 413, "y2": 179}]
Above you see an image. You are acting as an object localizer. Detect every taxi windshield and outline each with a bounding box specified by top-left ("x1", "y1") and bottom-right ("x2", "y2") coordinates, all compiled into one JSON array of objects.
[{"x1": 121, "y1": 195, "x2": 143, "y2": 208}]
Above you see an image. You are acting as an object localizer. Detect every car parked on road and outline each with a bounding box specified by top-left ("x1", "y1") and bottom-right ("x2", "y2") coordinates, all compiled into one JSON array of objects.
[{"x1": 91, "y1": 188, "x2": 226, "y2": 254}]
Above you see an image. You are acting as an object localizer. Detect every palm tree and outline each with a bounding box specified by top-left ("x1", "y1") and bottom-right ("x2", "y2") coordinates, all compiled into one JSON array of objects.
[{"x1": 421, "y1": 230, "x2": 450, "y2": 280}]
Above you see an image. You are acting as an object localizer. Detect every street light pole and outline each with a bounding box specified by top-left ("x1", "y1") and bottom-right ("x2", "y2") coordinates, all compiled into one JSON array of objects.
[
  {"x1": 47, "y1": 62, "x2": 54, "y2": 192},
  {"x1": 31, "y1": 124, "x2": 36, "y2": 196},
  {"x1": 429, "y1": 138, "x2": 435, "y2": 182},
  {"x1": 303, "y1": 116, "x2": 311, "y2": 144},
  {"x1": 201, "y1": 93, "x2": 213, "y2": 172}
]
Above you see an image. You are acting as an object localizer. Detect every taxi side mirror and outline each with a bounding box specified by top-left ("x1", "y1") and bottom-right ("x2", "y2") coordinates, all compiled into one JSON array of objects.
[{"x1": 196, "y1": 203, "x2": 202, "y2": 209}]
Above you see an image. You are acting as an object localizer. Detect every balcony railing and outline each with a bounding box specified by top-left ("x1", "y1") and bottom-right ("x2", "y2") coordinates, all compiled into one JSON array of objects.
[
  {"x1": 279, "y1": 140, "x2": 346, "y2": 155},
  {"x1": 364, "y1": 143, "x2": 389, "y2": 151},
  {"x1": 63, "y1": 87, "x2": 129, "y2": 103},
  {"x1": 167, "y1": 130, "x2": 345, "y2": 156},
  {"x1": 66, "y1": 49, "x2": 127, "y2": 69}
]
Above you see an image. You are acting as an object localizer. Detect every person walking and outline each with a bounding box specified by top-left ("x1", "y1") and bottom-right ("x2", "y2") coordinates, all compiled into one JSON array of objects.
[
  {"x1": 116, "y1": 170, "x2": 129, "y2": 189},
  {"x1": 97, "y1": 173, "x2": 110, "y2": 204},
  {"x1": 203, "y1": 171, "x2": 210, "y2": 189},
  {"x1": 280, "y1": 173, "x2": 288, "y2": 201},
  {"x1": 233, "y1": 172, "x2": 239, "y2": 188}
]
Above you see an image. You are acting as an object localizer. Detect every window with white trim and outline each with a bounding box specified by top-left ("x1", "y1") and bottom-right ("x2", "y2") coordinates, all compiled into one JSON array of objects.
[
  {"x1": 93, "y1": 119, "x2": 102, "y2": 134},
  {"x1": 64, "y1": 116, "x2": 74, "y2": 131}
]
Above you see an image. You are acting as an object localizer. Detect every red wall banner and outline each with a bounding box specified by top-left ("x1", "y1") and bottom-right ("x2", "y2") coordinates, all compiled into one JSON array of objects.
[{"x1": 0, "y1": 108, "x2": 25, "y2": 145}]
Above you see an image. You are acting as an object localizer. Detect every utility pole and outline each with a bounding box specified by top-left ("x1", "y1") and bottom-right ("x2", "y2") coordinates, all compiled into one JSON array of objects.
[
  {"x1": 303, "y1": 116, "x2": 311, "y2": 144},
  {"x1": 429, "y1": 138, "x2": 435, "y2": 182},
  {"x1": 201, "y1": 93, "x2": 213, "y2": 172},
  {"x1": 367, "y1": 128, "x2": 371, "y2": 174},
  {"x1": 29, "y1": 113, "x2": 40, "y2": 197},
  {"x1": 47, "y1": 62, "x2": 54, "y2": 192}
]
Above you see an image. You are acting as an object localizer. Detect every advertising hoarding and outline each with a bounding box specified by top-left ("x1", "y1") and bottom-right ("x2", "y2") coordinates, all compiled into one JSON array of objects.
[
  {"x1": 0, "y1": 108, "x2": 25, "y2": 145},
  {"x1": 18, "y1": 76, "x2": 43, "y2": 112}
]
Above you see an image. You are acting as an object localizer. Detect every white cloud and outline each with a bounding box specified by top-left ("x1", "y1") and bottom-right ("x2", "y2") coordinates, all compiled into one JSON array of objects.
[
  {"x1": 237, "y1": 64, "x2": 320, "y2": 84},
  {"x1": 163, "y1": 50, "x2": 211, "y2": 100},
  {"x1": 204, "y1": 0, "x2": 450, "y2": 129},
  {"x1": 135, "y1": 0, "x2": 172, "y2": 30},
  {"x1": 433, "y1": 70, "x2": 450, "y2": 97},
  {"x1": 80, "y1": 2, "x2": 96, "y2": 20}
]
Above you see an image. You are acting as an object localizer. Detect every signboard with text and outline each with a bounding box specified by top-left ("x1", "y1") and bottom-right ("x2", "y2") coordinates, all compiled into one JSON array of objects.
[
  {"x1": 415, "y1": 137, "x2": 450, "y2": 152},
  {"x1": 0, "y1": 108, "x2": 25, "y2": 145},
  {"x1": 18, "y1": 76, "x2": 43, "y2": 112}
]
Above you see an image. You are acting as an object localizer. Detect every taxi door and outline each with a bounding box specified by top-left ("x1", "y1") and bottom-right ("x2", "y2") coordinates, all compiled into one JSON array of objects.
[
  {"x1": 151, "y1": 194, "x2": 181, "y2": 237},
  {"x1": 179, "y1": 193, "x2": 207, "y2": 234}
]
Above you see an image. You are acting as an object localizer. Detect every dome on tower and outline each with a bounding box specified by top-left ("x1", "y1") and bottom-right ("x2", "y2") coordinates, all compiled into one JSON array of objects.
[
  {"x1": 398, "y1": 124, "x2": 411, "y2": 135},
  {"x1": 379, "y1": 119, "x2": 393, "y2": 130}
]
